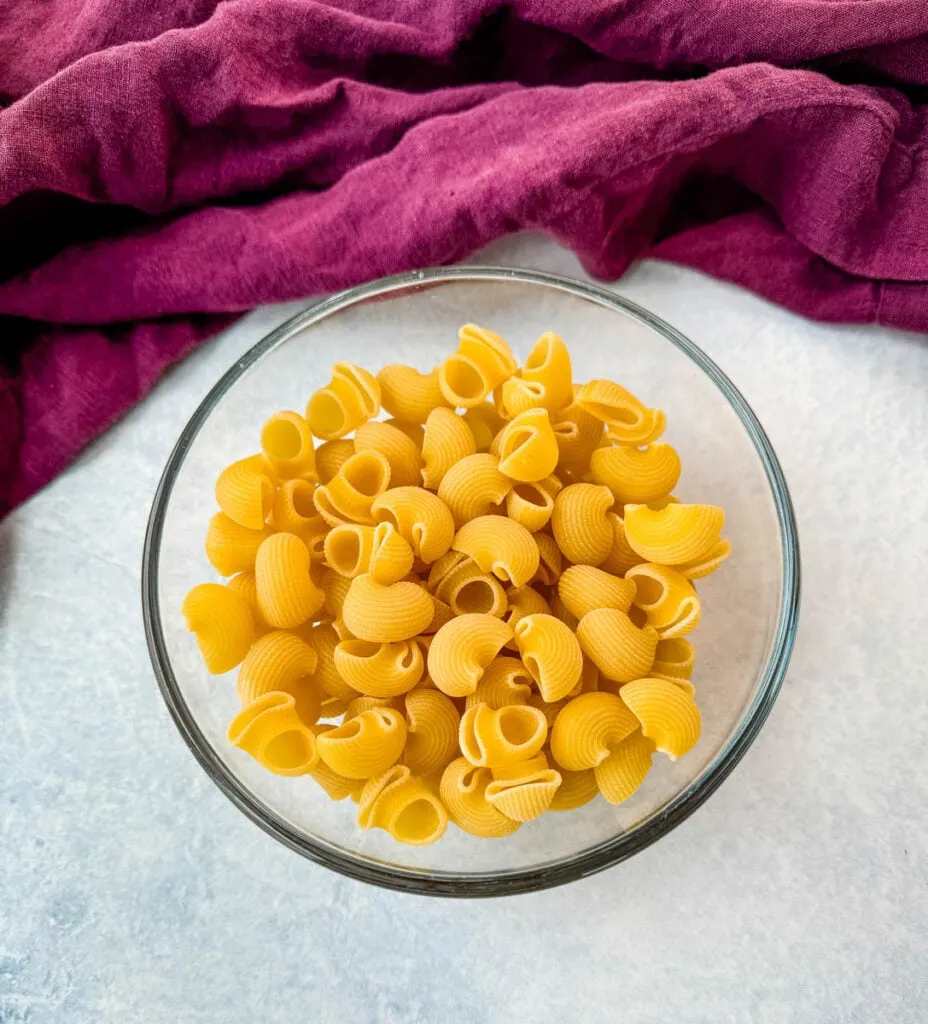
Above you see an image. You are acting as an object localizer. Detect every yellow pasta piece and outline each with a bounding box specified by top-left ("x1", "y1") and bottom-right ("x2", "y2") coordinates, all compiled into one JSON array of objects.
[
  {"x1": 367, "y1": 521, "x2": 415, "y2": 586},
  {"x1": 576, "y1": 607, "x2": 658, "y2": 682},
  {"x1": 566, "y1": 655, "x2": 600, "y2": 699},
  {"x1": 551, "y1": 483, "x2": 615, "y2": 565},
  {"x1": 651, "y1": 637, "x2": 696, "y2": 681},
  {"x1": 452, "y1": 515, "x2": 539, "y2": 587},
  {"x1": 205, "y1": 512, "x2": 273, "y2": 576},
  {"x1": 315, "y1": 450, "x2": 391, "y2": 526},
  {"x1": 548, "y1": 766, "x2": 599, "y2": 811},
  {"x1": 236, "y1": 630, "x2": 321, "y2": 724},
  {"x1": 377, "y1": 364, "x2": 450, "y2": 424},
  {"x1": 427, "y1": 613, "x2": 513, "y2": 697},
  {"x1": 458, "y1": 702, "x2": 548, "y2": 768},
  {"x1": 371, "y1": 486, "x2": 455, "y2": 564},
  {"x1": 575, "y1": 379, "x2": 665, "y2": 446},
  {"x1": 623, "y1": 502, "x2": 725, "y2": 565},
  {"x1": 549, "y1": 692, "x2": 639, "y2": 770},
  {"x1": 304, "y1": 622, "x2": 358, "y2": 701},
  {"x1": 513, "y1": 613, "x2": 583, "y2": 703},
  {"x1": 595, "y1": 730, "x2": 655, "y2": 804},
  {"x1": 531, "y1": 532, "x2": 563, "y2": 586},
  {"x1": 260, "y1": 410, "x2": 317, "y2": 481},
  {"x1": 334, "y1": 639, "x2": 424, "y2": 697},
  {"x1": 341, "y1": 574, "x2": 435, "y2": 643},
  {"x1": 315, "y1": 438, "x2": 355, "y2": 485},
  {"x1": 599, "y1": 512, "x2": 642, "y2": 575},
  {"x1": 675, "y1": 538, "x2": 732, "y2": 580},
  {"x1": 321, "y1": 568, "x2": 352, "y2": 619},
  {"x1": 527, "y1": 693, "x2": 568, "y2": 727},
  {"x1": 316, "y1": 706, "x2": 407, "y2": 779},
  {"x1": 499, "y1": 332, "x2": 573, "y2": 417},
  {"x1": 353, "y1": 420, "x2": 422, "y2": 489},
  {"x1": 464, "y1": 656, "x2": 534, "y2": 710},
  {"x1": 434, "y1": 558, "x2": 508, "y2": 618},
  {"x1": 421, "y1": 408, "x2": 478, "y2": 489},
  {"x1": 626, "y1": 563, "x2": 702, "y2": 638},
  {"x1": 437, "y1": 453, "x2": 511, "y2": 528},
  {"x1": 502, "y1": 584, "x2": 551, "y2": 638},
  {"x1": 226, "y1": 571, "x2": 271, "y2": 637},
  {"x1": 557, "y1": 564, "x2": 636, "y2": 620},
  {"x1": 306, "y1": 362, "x2": 381, "y2": 440},
  {"x1": 552, "y1": 391, "x2": 604, "y2": 469},
  {"x1": 427, "y1": 549, "x2": 470, "y2": 593},
  {"x1": 308, "y1": 757, "x2": 360, "y2": 800},
  {"x1": 505, "y1": 475, "x2": 562, "y2": 533},
  {"x1": 423, "y1": 596, "x2": 456, "y2": 634},
  {"x1": 496, "y1": 408, "x2": 559, "y2": 483},
  {"x1": 254, "y1": 532, "x2": 324, "y2": 629},
  {"x1": 182, "y1": 582, "x2": 254, "y2": 674},
  {"x1": 485, "y1": 756, "x2": 562, "y2": 822},
  {"x1": 324, "y1": 524, "x2": 376, "y2": 578},
  {"x1": 590, "y1": 442, "x2": 681, "y2": 505},
  {"x1": 343, "y1": 695, "x2": 403, "y2": 719},
  {"x1": 438, "y1": 324, "x2": 518, "y2": 408},
  {"x1": 228, "y1": 692, "x2": 319, "y2": 776},
  {"x1": 548, "y1": 592, "x2": 579, "y2": 631},
  {"x1": 620, "y1": 678, "x2": 701, "y2": 760},
  {"x1": 404, "y1": 689, "x2": 461, "y2": 776},
  {"x1": 270, "y1": 480, "x2": 325, "y2": 555},
  {"x1": 215, "y1": 455, "x2": 276, "y2": 531},
  {"x1": 385, "y1": 418, "x2": 425, "y2": 448},
  {"x1": 357, "y1": 765, "x2": 448, "y2": 846},
  {"x1": 462, "y1": 402, "x2": 505, "y2": 451},
  {"x1": 439, "y1": 758, "x2": 521, "y2": 838}
]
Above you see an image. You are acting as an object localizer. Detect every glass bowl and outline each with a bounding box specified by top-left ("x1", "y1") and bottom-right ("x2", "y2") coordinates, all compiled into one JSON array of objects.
[{"x1": 142, "y1": 266, "x2": 800, "y2": 897}]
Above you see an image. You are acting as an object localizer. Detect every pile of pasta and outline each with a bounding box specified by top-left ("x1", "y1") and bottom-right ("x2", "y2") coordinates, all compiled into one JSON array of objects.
[{"x1": 183, "y1": 325, "x2": 730, "y2": 846}]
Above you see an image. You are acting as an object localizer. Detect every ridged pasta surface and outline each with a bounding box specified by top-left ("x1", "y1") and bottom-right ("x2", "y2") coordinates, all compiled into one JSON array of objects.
[{"x1": 452, "y1": 515, "x2": 539, "y2": 587}]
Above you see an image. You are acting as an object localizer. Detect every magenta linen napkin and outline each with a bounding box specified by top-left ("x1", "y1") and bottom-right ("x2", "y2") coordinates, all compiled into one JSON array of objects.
[{"x1": 2, "y1": 0, "x2": 928, "y2": 516}]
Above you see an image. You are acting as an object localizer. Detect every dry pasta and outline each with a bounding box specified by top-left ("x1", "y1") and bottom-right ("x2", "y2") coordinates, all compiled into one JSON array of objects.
[
  {"x1": 675, "y1": 538, "x2": 732, "y2": 580},
  {"x1": 626, "y1": 563, "x2": 702, "y2": 639},
  {"x1": 315, "y1": 450, "x2": 391, "y2": 526},
  {"x1": 378, "y1": 364, "x2": 450, "y2": 424},
  {"x1": 255, "y1": 533, "x2": 325, "y2": 628},
  {"x1": 485, "y1": 755, "x2": 562, "y2": 822},
  {"x1": 599, "y1": 511, "x2": 642, "y2": 575},
  {"x1": 532, "y1": 532, "x2": 563, "y2": 586},
  {"x1": 462, "y1": 402, "x2": 505, "y2": 451},
  {"x1": 368, "y1": 521, "x2": 415, "y2": 585},
  {"x1": 205, "y1": 512, "x2": 273, "y2": 576},
  {"x1": 620, "y1": 678, "x2": 701, "y2": 761},
  {"x1": 505, "y1": 475, "x2": 562, "y2": 533},
  {"x1": 440, "y1": 758, "x2": 521, "y2": 838},
  {"x1": 553, "y1": 392, "x2": 604, "y2": 469},
  {"x1": 306, "y1": 362, "x2": 381, "y2": 440},
  {"x1": 371, "y1": 486, "x2": 455, "y2": 564},
  {"x1": 576, "y1": 607, "x2": 659, "y2": 682},
  {"x1": 182, "y1": 583, "x2": 255, "y2": 673},
  {"x1": 557, "y1": 565, "x2": 636, "y2": 620},
  {"x1": 324, "y1": 524, "x2": 376, "y2": 578},
  {"x1": 437, "y1": 453, "x2": 511, "y2": 528},
  {"x1": 427, "y1": 613, "x2": 513, "y2": 697},
  {"x1": 551, "y1": 483, "x2": 615, "y2": 565},
  {"x1": 595, "y1": 730, "x2": 655, "y2": 804},
  {"x1": 352, "y1": 420, "x2": 422, "y2": 488},
  {"x1": 270, "y1": 480, "x2": 326, "y2": 557},
  {"x1": 513, "y1": 613, "x2": 584, "y2": 703},
  {"x1": 575, "y1": 379, "x2": 666, "y2": 446},
  {"x1": 334, "y1": 639, "x2": 424, "y2": 697},
  {"x1": 404, "y1": 689, "x2": 461, "y2": 776},
  {"x1": 237, "y1": 630, "x2": 322, "y2": 725},
  {"x1": 421, "y1": 408, "x2": 477, "y2": 489},
  {"x1": 439, "y1": 324, "x2": 517, "y2": 408},
  {"x1": 499, "y1": 332, "x2": 573, "y2": 416},
  {"x1": 458, "y1": 702, "x2": 548, "y2": 768},
  {"x1": 315, "y1": 706, "x2": 407, "y2": 779},
  {"x1": 226, "y1": 571, "x2": 271, "y2": 637},
  {"x1": 464, "y1": 656, "x2": 534, "y2": 710},
  {"x1": 549, "y1": 692, "x2": 640, "y2": 771},
  {"x1": 502, "y1": 584, "x2": 551, "y2": 637},
  {"x1": 215, "y1": 455, "x2": 276, "y2": 531},
  {"x1": 357, "y1": 765, "x2": 448, "y2": 845},
  {"x1": 260, "y1": 411, "x2": 317, "y2": 481},
  {"x1": 341, "y1": 574, "x2": 435, "y2": 642},
  {"x1": 548, "y1": 766, "x2": 599, "y2": 811},
  {"x1": 623, "y1": 502, "x2": 725, "y2": 565},
  {"x1": 651, "y1": 637, "x2": 696, "y2": 682},
  {"x1": 308, "y1": 757, "x2": 361, "y2": 800},
  {"x1": 497, "y1": 408, "x2": 559, "y2": 483},
  {"x1": 590, "y1": 443, "x2": 681, "y2": 505},
  {"x1": 433, "y1": 558, "x2": 508, "y2": 618},
  {"x1": 315, "y1": 438, "x2": 355, "y2": 484},
  {"x1": 452, "y1": 515, "x2": 539, "y2": 588},
  {"x1": 228, "y1": 692, "x2": 320, "y2": 776},
  {"x1": 305, "y1": 623, "x2": 358, "y2": 701}
]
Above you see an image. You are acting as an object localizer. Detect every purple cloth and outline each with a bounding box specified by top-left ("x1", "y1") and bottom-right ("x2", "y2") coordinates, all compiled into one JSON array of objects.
[{"x1": 3, "y1": 1, "x2": 928, "y2": 516}]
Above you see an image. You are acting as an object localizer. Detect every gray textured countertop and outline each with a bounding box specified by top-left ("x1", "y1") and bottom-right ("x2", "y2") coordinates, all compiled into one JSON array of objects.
[{"x1": 1, "y1": 236, "x2": 926, "y2": 1024}]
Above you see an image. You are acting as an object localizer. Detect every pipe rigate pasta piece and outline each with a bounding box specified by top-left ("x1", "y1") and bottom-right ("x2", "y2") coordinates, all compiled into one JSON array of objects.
[
  {"x1": 551, "y1": 483, "x2": 615, "y2": 565},
  {"x1": 625, "y1": 563, "x2": 702, "y2": 639},
  {"x1": 255, "y1": 533, "x2": 325, "y2": 628},
  {"x1": 437, "y1": 453, "x2": 512, "y2": 528},
  {"x1": 421, "y1": 408, "x2": 478, "y2": 489},
  {"x1": 675, "y1": 538, "x2": 732, "y2": 580},
  {"x1": 371, "y1": 486, "x2": 455, "y2": 564},
  {"x1": 576, "y1": 607, "x2": 659, "y2": 682},
  {"x1": 314, "y1": 450, "x2": 391, "y2": 526},
  {"x1": 260, "y1": 411, "x2": 317, "y2": 481},
  {"x1": 527, "y1": 694, "x2": 569, "y2": 728},
  {"x1": 341, "y1": 574, "x2": 435, "y2": 643},
  {"x1": 595, "y1": 730, "x2": 655, "y2": 804},
  {"x1": 368, "y1": 521, "x2": 415, "y2": 586},
  {"x1": 497, "y1": 408, "x2": 559, "y2": 483},
  {"x1": 324, "y1": 524, "x2": 376, "y2": 578},
  {"x1": 590, "y1": 443, "x2": 681, "y2": 505},
  {"x1": 316, "y1": 706, "x2": 407, "y2": 779},
  {"x1": 357, "y1": 765, "x2": 449, "y2": 846},
  {"x1": 215, "y1": 455, "x2": 276, "y2": 530},
  {"x1": 464, "y1": 657, "x2": 534, "y2": 710},
  {"x1": 205, "y1": 512, "x2": 274, "y2": 576},
  {"x1": 552, "y1": 392, "x2": 604, "y2": 469},
  {"x1": 623, "y1": 502, "x2": 725, "y2": 565},
  {"x1": 505, "y1": 474, "x2": 562, "y2": 533},
  {"x1": 462, "y1": 402, "x2": 505, "y2": 451},
  {"x1": 237, "y1": 630, "x2": 322, "y2": 724},
  {"x1": 228, "y1": 692, "x2": 320, "y2": 776},
  {"x1": 182, "y1": 583, "x2": 254, "y2": 674},
  {"x1": 548, "y1": 593, "x2": 579, "y2": 632},
  {"x1": 452, "y1": 515, "x2": 539, "y2": 588},
  {"x1": 459, "y1": 702, "x2": 548, "y2": 768},
  {"x1": 438, "y1": 324, "x2": 518, "y2": 408},
  {"x1": 315, "y1": 439, "x2": 355, "y2": 484},
  {"x1": 549, "y1": 692, "x2": 639, "y2": 771},
  {"x1": 499, "y1": 332, "x2": 573, "y2": 417},
  {"x1": 321, "y1": 568, "x2": 352, "y2": 619},
  {"x1": 598, "y1": 512, "x2": 642, "y2": 575},
  {"x1": 377, "y1": 364, "x2": 450, "y2": 424},
  {"x1": 354, "y1": 420, "x2": 423, "y2": 488},
  {"x1": 306, "y1": 362, "x2": 381, "y2": 440},
  {"x1": 575, "y1": 379, "x2": 666, "y2": 446},
  {"x1": 439, "y1": 758, "x2": 521, "y2": 838},
  {"x1": 514, "y1": 613, "x2": 584, "y2": 703},
  {"x1": 532, "y1": 532, "x2": 563, "y2": 587},
  {"x1": 557, "y1": 565, "x2": 637, "y2": 621},
  {"x1": 308, "y1": 757, "x2": 361, "y2": 801},
  {"x1": 305, "y1": 623, "x2": 358, "y2": 701},
  {"x1": 271, "y1": 480, "x2": 326, "y2": 558},
  {"x1": 502, "y1": 585, "x2": 551, "y2": 639},
  {"x1": 403, "y1": 689, "x2": 461, "y2": 776},
  {"x1": 485, "y1": 755, "x2": 562, "y2": 822},
  {"x1": 650, "y1": 637, "x2": 695, "y2": 682},
  {"x1": 434, "y1": 558, "x2": 508, "y2": 618},
  {"x1": 334, "y1": 639, "x2": 424, "y2": 697},
  {"x1": 427, "y1": 613, "x2": 513, "y2": 697},
  {"x1": 548, "y1": 766, "x2": 599, "y2": 811},
  {"x1": 226, "y1": 571, "x2": 271, "y2": 637},
  {"x1": 423, "y1": 596, "x2": 455, "y2": 634},
  {"x1": 620, "y1": 678, "x2": 701, "y2": 761},
  {"x1": 385, "y1": 418, "x2": 425, "y2": 447},
  {"x1": 343, "y1": 695, "x2": 403, "y2": 719}
]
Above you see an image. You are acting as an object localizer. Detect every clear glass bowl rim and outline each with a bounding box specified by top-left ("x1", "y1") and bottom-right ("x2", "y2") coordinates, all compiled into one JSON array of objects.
[{"x1": 142, "y1": 265, "x2": 801, "y2": 898}]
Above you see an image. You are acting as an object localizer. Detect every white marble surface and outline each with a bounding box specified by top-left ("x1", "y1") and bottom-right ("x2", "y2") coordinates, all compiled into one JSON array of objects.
[{"x1": 1, "y1": 235, "x2": 926, "y2": 1023}]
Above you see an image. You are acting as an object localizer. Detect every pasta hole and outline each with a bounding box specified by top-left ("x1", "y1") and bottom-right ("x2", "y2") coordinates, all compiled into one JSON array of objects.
[
  {"x1": 524, "y1": 340, "x2": 550, "y2": 371},
  {"x1": 393, "y1": 799, "x2": 441, "y2": 842},
  {"x1": 345, "y1": 458, "x2": 388, "y2": 496},
  {"x1": 503, "y1": 427, "x2": 535, "y2": 454},
  {"x1": 291, "y1": 481, "x2": 316, "y2": 518},
  {"x1": 455, "y1": 579, "x2": 494, "y2": 615},
  {"x1": 308, "y1": 392, "x2": 347, "y2": 436},
  {"x1": 264, "y1": 730, "x2": 313, "y2": 770},
  {"x1": 328, "y1": 532, "x2": 362, "y2": 572},
  {"x1": 628, "y1": 605, "x2": 648, "y2": 628},
  {"x1": 498, "y1": 708, "x2": 540, "y2": 747},
  {"x1": 400, "y1": 646, "x2": 416, "y2": 669},
  {"x1": 632, "y1": 576, "x2": 664, "y2": 608},
  {"x1": 443, "y1": 358, "x2": 485, "y2": 401},
  {"x1": 514, "y1": 483, "x2": 547, "y2": 508},
  {"x1": 262, "y1": 419, "x2": 303, "y2": 460},
  {"x1": 553, "y1": 421, "x2": 579, "y2": 440}
]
